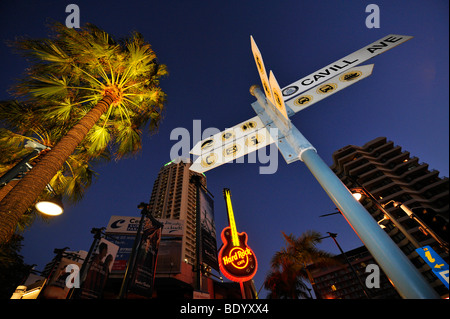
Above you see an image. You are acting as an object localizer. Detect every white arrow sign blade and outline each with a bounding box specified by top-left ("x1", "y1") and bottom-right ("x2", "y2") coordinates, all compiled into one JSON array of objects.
[
  {"x1": 286, "y1": 64, "x2": 374, "y2": 113},
  {"x1": 280, "y1": 34, "x2": 412, "y2": 100},
  {"x1": 190, "y1": 116, "x2": 265, "y2": 155},
  {"x1": 189, "y1": 127, "x2": 275, "y2": 173},
  {"x1": 251, "y1": 35, "x2": 275, "y2": 106}
]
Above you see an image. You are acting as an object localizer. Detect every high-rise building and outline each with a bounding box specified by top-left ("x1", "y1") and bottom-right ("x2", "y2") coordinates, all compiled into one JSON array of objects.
[
  {"x1": 145, "y1": 158, "x2": 223, "y2": 297},
  {"x1": 330, "y1": 137, "x2": 449, "y2": 298},
  {"x1": 148, "y1": 158, "x2": 206, "y2": 269}
]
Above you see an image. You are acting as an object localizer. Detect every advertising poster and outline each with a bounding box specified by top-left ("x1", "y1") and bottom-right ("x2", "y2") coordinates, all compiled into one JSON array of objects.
[
  {"x1": 79, "y1": 238, "x2": 119, "y2": 299},
  {"x1": 128, "y1": 214, "x2": 163, "y2": 297},
  {"x1": 40, "y1": 257, "x2": 82, "y2": 299},
  {"x1": 107, "y1": 234, "x2": 136, "y2": 273}
]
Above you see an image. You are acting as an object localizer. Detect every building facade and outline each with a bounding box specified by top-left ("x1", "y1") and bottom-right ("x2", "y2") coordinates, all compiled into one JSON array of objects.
[
  {"x1": 310, "y1": 246, "x2": 401, "y2": 299},
  {"x1": 330, "y1": 137, "x2": 449, "y2": 298}
]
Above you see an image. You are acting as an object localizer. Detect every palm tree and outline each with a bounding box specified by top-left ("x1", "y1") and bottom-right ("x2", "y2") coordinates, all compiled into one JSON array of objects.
[
  {"x1": 264, "y1": 258, "x2": 311, "y2": 299},
  {"x1": 0, "y1": 22, "x2": 167, "y2": 243},
  {"x1": 264, "y1": 230, "x2": 338, "y2": 299}
]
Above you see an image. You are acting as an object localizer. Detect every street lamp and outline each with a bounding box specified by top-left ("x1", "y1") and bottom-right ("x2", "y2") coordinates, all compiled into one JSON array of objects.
[
  {"x1": 383, "y1": 200, "x2": 449, "y2": 254},
  {"x1": 350, "y1": 187, "x2": 421, "y2": 249},
  {"x1": 35, "y1": 183, "x2": 64, "y2": 216},
  {"x1": 352, "y1": 192, "x2": 362, "y2": 201},
  {"x1": 0, "y1": 140, "x2": 64, "y2": 216},
  {"x1": 35, "y1": 195, "x2": 64, "y2": 216}
]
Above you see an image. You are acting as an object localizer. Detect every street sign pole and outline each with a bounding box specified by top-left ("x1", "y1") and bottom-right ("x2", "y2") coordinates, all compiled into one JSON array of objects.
[{"x1": 250, "y1": 85, "x2": 439, "y2": 299}]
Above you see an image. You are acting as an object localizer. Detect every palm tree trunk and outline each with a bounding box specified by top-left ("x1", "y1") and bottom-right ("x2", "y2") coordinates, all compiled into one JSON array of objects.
[
  {"x1": 0, "y1": 94, "x2": 114, "y2": 243},
  {"x1": 0, "y1": 180, "x2": 19, "y2": 203}
]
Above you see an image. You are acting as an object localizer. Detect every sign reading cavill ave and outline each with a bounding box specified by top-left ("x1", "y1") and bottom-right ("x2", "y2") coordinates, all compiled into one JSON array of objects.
[{"x1": 280, "y1": 34, "x2": 412, "y2": 99}]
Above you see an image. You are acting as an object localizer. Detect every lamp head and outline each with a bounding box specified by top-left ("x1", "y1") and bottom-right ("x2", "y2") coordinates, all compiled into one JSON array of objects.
[
  {"x1": 352, "y1": 192, "x2": 363, "y2": 201},
  {"x1": 35, "y1": 196, "x2": 64, "y2": 216}
]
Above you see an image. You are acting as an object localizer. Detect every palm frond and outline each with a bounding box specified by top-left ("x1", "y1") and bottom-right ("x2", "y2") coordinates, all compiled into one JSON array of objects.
[
  {"x1": 85, "y1": 124, "x2": 111, "y2": 156},
  {"x1": 114, "y1": 123, "x2": 141, "y2": 158}
]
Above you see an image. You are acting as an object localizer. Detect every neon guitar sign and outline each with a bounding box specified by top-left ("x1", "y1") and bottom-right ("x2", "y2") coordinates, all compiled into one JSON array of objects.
[{"x1": 218, "y1": 188, "x2": 257, "y2": 283}]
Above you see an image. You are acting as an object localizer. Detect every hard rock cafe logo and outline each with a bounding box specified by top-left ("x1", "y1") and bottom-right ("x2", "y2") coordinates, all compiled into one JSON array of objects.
[
  {"x1": 339, "y1": 70, "x2": 362, "y2": 82},
  {"x1": 293, "y1": 94, "x2": 313, "y2": 107},
  {"x1": 222, "y1": 247, "x2": 253, "y2": 269},
  {"x1": 316, "y1": 83, "x2": 337, "y2": 94}
]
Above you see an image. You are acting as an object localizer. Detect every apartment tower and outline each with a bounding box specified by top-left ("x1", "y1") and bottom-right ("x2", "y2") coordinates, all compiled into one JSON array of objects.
[
  {"x1": 147, "y1": 158, "x2": 208, "y2": 289},
  {"x1": 330, "y1": 137, "x2": 449, "y2": 297}
]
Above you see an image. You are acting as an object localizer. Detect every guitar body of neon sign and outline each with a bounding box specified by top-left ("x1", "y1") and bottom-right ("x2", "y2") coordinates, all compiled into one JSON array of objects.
[{"x1": 218, "y1": 189, "x2": 257, "y2": 282}]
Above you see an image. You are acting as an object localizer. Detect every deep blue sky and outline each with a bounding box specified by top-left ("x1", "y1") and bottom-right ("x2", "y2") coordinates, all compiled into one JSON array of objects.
[{"x1": 1, "y1": 1, "x2": 448, "y2": 298}]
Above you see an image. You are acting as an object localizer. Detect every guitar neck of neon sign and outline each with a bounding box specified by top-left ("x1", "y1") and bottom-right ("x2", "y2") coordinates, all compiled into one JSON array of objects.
[{"x1": 224, "y1": 188, "x2": 240, "y2": 247}]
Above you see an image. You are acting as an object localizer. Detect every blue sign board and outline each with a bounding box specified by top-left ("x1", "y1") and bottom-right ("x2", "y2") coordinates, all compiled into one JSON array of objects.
[{"x1": 416, "y1": 246, "x2": 449, "y2": 289}]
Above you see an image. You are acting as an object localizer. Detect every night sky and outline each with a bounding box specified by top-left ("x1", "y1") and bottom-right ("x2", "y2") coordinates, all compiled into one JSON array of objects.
[{"x1": 0, "y1": 1, "x2": 448, "y2": 298}]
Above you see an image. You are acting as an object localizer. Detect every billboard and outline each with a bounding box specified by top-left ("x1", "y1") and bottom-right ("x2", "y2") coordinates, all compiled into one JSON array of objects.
[
  {"x1": 105, "y1": 216, "x2": 185, "y2": 275},
  {"x1": 106, "y1": 216, "x2": 141, "y2": 234},
  {"x1": 199, "y1": 187, "x2": 219, "y2": 271},
  {"x1": 106, "y1": 215, "x2": 184, "y2": 236}
]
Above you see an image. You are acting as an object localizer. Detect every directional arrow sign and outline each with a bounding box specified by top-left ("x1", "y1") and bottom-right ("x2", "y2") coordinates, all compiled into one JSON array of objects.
[
  {"x1": 251, "y1": 35, "x2": 275, "y2": 106},
  {"x1": 190, "y1": 64, "x2": 373, "y2": 157},
  {"x1": 190, "y1": 116, "x2": 265, "y2": 156},
  {"x1": 286, "y1": 64, "x2": 374, "y2": 113},
  {"x1": 268, "y1": 70, "x2": 289, "y2": 119},
  {"x1": 190, "y1": 34, "x2": 410, "y2": 171},
  {"x1": 280, "y1": 34, "x2": 412, "y2": 100},
  {"x1": 190, "y1": 127, "x2": 275, "y2": 173}
]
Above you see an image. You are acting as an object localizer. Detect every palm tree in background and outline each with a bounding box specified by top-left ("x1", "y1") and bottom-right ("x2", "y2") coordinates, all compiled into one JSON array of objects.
[
  {"x1": 264, "y1": 258, "x2": 311, "y2": 299},
  {"x1": 264, "y1": 230, "x2": 338, "y2": 299},
  {"x1": 0, "y1": 22, "x2": 167, "y2": 243}
]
